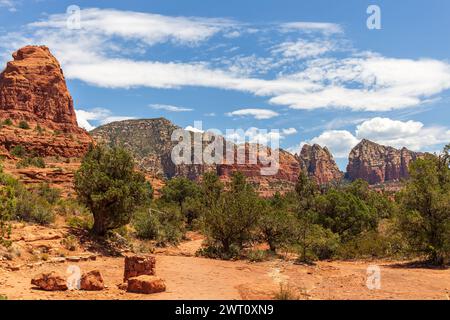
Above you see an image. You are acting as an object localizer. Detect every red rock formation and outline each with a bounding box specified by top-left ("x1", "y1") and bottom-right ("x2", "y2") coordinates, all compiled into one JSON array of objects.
[
  {"x1": 298, "y1": 144, "x2": 343, "y2": 185},
  {"x1": 217, "y1": 144, "x2": 301, "y2": 196},
  {"x1": 0, "y1": 45, "x2": 92, "y2": 158},
  {"x1": 346, "y1": 139, "x2": 423, "y2": 185}
]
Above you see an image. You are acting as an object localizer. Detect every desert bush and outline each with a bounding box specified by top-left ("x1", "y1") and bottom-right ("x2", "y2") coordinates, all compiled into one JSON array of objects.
[
  {"x1": 3, "y1": 118, "x2": 12, "y2": 126},
  {"x1": 133, "y1": 204, "x2": 184, "y2": 246},
  {"x1": 259, "y1": 202, "x2": 298, "y2": 252},
  {"x1": 75, "y1": 145, "x2": 153, "y2": 235},
  {"x1": 161, "y1": 177, "x2": 200, "y2": 222},
  {"x1": 397, "y1": 145, "x2": 450, "y2": 265},
  {"x1": 14, "y1": 191, "x2": 55, "y2": 225},
  {"x1": 16, "y1": 157, "x2": 46, "y2": 169},
  {"x1": 33, "y1": 183, "x2": 60, "y2": 204},
  {"x1": 273, "y1": 284, "x2": 304, "y2": 300},
  {"x1": 18, "y1": 121, "x2": 30, "y2": 130},
  {"x1": 247, "y1": 249, "x2": 270, "y2": 262},
  {"x1": 10, "y1": 145, "x2": 26, "y2": 158},
  {"x1": 61, "y1": 235, "x2": 78, "y2": 251},
  {"x1": 201, "y1": 172, "x2": 262, "y2": 257}
]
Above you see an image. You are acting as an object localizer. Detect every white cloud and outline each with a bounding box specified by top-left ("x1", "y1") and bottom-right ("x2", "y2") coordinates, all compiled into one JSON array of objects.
[
  {"x1": 282, "y1": 128, "x2": 297, "y2": 135},
  {"x1": 226, "y1": 108, "x2": 279, "y2": 120},
  {"x1": 280, "y1": 22, "x2": 343, "y2": 34},
  {"x1": 272, "y1": 39, "x2": 336, "y2": 60},
  {"x1": 0, "y1": 0, "x2": 17, "y2": 12},
  {"x1": 271, "y1": 55, "x2": 450, "y2": 111},
  {"x1": 303, "y1": 117, "x2": 450, "y2": 158},
  {"x1": 354, "y1": 117, "x2": 450, "y2": 151},
  {"x1": 2, "y1": 9, "x2": 449, "y2": 114},
  {"x1": 30, "y1": 8, "x2": 238, "y2": 46},
  {"x1": 185, "y1": 125, "x2": 204, "y2": 133},
  {"x1": 75, "y1": 108, "x2": 134, "y2": 131},
  {"x1": 149, "y1": 104, "x2": 193, "y2": 112},
  {"x1": 226, "y1": 127, "x2": 282, "y2": 145},
  {"x1": 307, "y1": 130, "x2": 359, "y2": 158}
]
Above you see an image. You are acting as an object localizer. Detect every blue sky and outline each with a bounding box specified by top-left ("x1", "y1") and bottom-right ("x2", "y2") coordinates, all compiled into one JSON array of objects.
[{"x1": 1, "y1": 0, "x2": 449, "y2": 169}]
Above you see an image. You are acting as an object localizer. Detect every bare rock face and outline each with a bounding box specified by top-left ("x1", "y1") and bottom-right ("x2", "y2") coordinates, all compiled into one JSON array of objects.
[
  {"x1": 31, "y1": 271, "x2": 68, "y2": 291},
  {"x1": 0, "y1": 46, "x2": 92, "y2": 157},
  {"x1": 346, "y1": 139, "x2": 422, "y2": 184},
  {"x1": 218, "y1": 145, "x2": 301, "y2": 196},
  {"x1": 298, "y1": 144, "x2": 343, "y2": 185},
  {"x1": 127, "y1": 275, "x2": 166, "y2": 294},
  {"x1": 80, "y1": 270, "x2": 105, "y2": 291},
  {"x1": 1, "y1": 46, "x2": 79, "y2": 133},
  {"x1": 91, "y1": 119, "x2": 301, "y2": 196},
  {"x1": 123, "y1": 255, "x2": 156, "y2": 282}
]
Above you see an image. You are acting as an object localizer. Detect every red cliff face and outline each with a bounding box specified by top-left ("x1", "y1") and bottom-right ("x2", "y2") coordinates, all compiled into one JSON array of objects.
[
  {"x1": 0, "y1": 45, "x2": 92, "y2": 157},
  {"x1": 298, "y1": 144, "x2": 343, "y2": 185},
  {"x1": 346, "y1": 139, "x2": 422, "y2": 185}
]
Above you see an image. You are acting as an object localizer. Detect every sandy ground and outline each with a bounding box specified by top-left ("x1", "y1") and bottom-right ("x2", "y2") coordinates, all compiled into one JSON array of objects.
[{"x1": 0, "y1": 225, "x2": 449, "y2": 300}]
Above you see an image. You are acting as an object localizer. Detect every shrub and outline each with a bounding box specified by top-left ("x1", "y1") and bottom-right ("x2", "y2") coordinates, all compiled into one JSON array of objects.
[
  {"x1": 75, "y1": 145, "x2": 153, "y2": 235},
  {"x1": 13, "y1": 188, "x2": 55, "y2": 225},
  {"x1": 247, "y1": 249, "x2": 270, "y2": 262},
  {"x1": 33, "y1": 183, "x2": 60, "y2": 204},
  {"x1": 16, "y1": 157, "x2": 46, "y2": 169},
  {"x1": 10, "y1": 145, "x2": 26, "y2": 158},
  {"x1": 18, "y1": 121, "x2": 30, "y2": 130},
  {"x1": 61, "y1": 235, "x2": 78, "y2": 251},
  {"x1": 201, "y1": 172, "x2": 262, "y2": 257},
  {"x1": 161, "y1": 177, "x2": 200, "y2": 216},
  {"x1": 398, "y1": 146, "x2": 450, "y2": 265},
  {"x1": 133, "y1": 205, "x2": 184, "y2": 246},
  {"x1": 3, "y1": 118, "x2": 12, "y2": 126},
  {"x1": 273, "y1": 284, "x2": 304, "y2": 300},
  {"x1": 259, "y1": 202, "x2": 298, "y2": 252}
]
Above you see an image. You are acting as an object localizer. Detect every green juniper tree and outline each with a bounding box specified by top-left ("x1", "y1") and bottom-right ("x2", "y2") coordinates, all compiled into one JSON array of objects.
[{"x1": 75, "y1": 145, "x2": 152, "y2": 236}]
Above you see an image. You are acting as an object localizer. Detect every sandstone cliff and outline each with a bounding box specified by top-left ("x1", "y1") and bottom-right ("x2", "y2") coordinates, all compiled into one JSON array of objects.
[
  {"x1": 346, "y1": 139, "x2": 423, "y2": 184},
  {"x1": 297, "y1": 144, "x2": 343, "y2": 185},
  {"x1": 0, "y1": 45, "x2": 92, "y2": 158},
  {"x1": 91, "y1": 119, "x2": 300, "y2": 195}
]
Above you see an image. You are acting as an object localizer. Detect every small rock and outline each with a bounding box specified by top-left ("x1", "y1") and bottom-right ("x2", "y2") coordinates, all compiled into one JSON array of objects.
[
  {"x1": 80, "y1": 270, "x2": 104, "y2": 291},
  {"x1": 66, "y1": 256, "x2": 81, "y2": 262},
  {"x1": 50, "y1": 257, "x2": 66, "y2": 263},
  {"x1": 117, "y1": 282, "x2": 128, "y2": 291},
  {"x1": 123, "y1": 255, "x2": 156, "y2": 282},
  {"x1": 127, "y1": 275, "x2": 166, "y2": 294},
  {"x1": 31, "y1": 271, "x2": 68, "y2": 291}
]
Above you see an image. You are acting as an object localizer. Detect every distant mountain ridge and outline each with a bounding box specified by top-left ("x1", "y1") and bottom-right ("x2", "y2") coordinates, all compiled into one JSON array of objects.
[{"x1": 91, "y1": 118, "x2": 425, "y2": 189}]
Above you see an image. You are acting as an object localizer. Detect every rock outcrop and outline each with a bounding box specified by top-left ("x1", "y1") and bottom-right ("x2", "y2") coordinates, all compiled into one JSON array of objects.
[
  {"x1": 298, "y1": 144, "x2": 343, "y2": 185},
  {"x1": 91, "y1": 119, "x2": 301, "y2": 195},
  {"x1": 31, "y1": 271, "x2": 68, "y2": 291},
  {"x1": 346, "y1": 139, "x2": 423, "y2": 184},
  {"x1": 80, "y1": 270, "x2": 105, "y2": 291},
  {"x1": 0, "y1": 46, "x2": 92, "y2": 158},
  {"x1": 127, "y1": 275, "x2": 166, "y2": 294},
  {"x1": 123, "y1": 255, "x2": 156, "y2": 282}
]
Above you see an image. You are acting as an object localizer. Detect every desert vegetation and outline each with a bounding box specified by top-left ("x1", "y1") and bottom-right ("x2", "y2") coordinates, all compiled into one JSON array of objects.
[{"x1": 1, "y1": 144, "x2": 449, "y2": 267}]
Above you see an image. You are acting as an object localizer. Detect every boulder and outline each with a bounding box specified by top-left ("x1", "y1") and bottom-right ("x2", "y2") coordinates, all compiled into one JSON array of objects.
[
  {"x1": 127, "y1": 275, "x2": 166, "y2": 294},
  {"x1": 80, "y1": 270, "x2": 105, "y2": 291},
  {"x1": 123, "y1": 255, "x2": 156, "y2": 282},
  {"x1": 31, "y1": 271, "x2": 68, "y2": 291}
]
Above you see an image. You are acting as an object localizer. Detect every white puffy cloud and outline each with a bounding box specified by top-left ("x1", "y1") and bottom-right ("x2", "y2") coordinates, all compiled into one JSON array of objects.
[
  {"x1": 226, "y1": 108, "x2": 279, "y2": 120},
  {"x1": 75, "y1": 108, "x2": 134, "y2": 131},
  {"x1": 307, "y1": 130, "x2": 359, "y2": 158},
  {"x1": 302, "y1": 117, "x2": 450, "y2": 159},
  {"x1": 149, "y1": 104, "x2": 193, "y2": 112},
  {"x1": 185, "y1": 125, "x2": 204, "y2": 133},
  {"x1": 282, "y1": 128, "x2": 297, "y2": 135}
]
